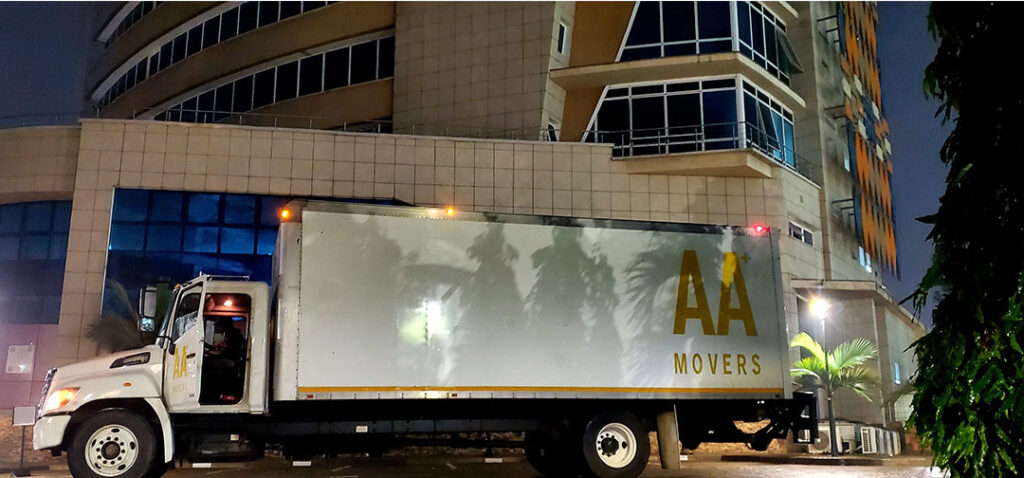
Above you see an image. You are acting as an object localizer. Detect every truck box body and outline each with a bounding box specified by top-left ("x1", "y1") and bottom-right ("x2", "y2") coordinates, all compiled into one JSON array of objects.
[{"x1": 274, "y1": 202, "x2": 789, "y2": 402}]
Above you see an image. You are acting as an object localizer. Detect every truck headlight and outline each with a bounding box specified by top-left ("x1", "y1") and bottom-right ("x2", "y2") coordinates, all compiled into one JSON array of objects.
[{"x1": 43, "y1": 388, "x2": 79, "y2": 412}]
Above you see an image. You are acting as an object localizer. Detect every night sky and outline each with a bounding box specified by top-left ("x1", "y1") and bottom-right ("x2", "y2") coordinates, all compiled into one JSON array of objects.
[{"x1": 0, "y1": 2, "x2": 948, "y2": 326}]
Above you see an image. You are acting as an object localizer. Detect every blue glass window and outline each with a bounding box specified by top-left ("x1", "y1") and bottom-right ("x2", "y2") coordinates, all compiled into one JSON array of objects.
[
  {"x1": 225, "y1": 195, "x2": 256, "y2": 224},
  {"x1": 0, "y1": 200, "x2": 72, "y2": 324},
  {"x1": 184, "y1": 226, "x2": 219, "y2": 253},
  {"x1": 114, "y1": 190, "x2": 153, "y2": 221},
  {"x1": 147, "y1": 225, "x2": 182, "y2": 251},
  {"x1": 221, "y1": 227, "x2": 255, "y2": 254},
  {"x1": 188, "y1": 194, "x2": 220, "y2": 223},
  {"x1": 151, "y1": 191, "x2": 183, "y2": 221},
  {"x1": 109, "y1": 223, "x2": 146, "y2": 250},
  {"x1": 619, "y1": 1, "x2": 797, "y2": 84}
]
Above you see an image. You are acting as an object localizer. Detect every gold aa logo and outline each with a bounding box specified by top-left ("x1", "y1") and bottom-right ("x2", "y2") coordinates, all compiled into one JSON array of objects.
[{"x1": 673, "y1": 251, "x2": 757, "y2": 336}]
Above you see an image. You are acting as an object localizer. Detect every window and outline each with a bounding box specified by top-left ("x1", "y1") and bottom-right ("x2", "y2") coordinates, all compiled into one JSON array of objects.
[
  {"x1": 99, "y1": 1, "x2": 335, "y2": 107},
  {"x1": 618, "y1": 1, "x2": 799, "y2": 84},
  {"x1": 547, "y1": 122, "x2": 559, "y2": 141},
  {"x1": 557, "y1": 22, "x2": 568, "y2": 54},
  {"x1": 743, "y1": 81, "x2": 795, "y2": 166},
  {"x1": 104, "y1": 1, "x2": 160, "y2": 46},
  {"x1": 788, "y1": 222, "x2": 814, "y2": 246},
  {"x1": 171, "y1": 292, "x2": 201, "y2": 341},
  {"x1": 155, "y1": 36, "x2": 395, "y2": 123},
  {"x1": 586, "y1": 78, "x2": 742, "y2": 157},
  {"x1": 0, "y1": 201, "x2": 71, "y2": 324},
  {"x1": 894, "y1": 362, "x2": 902, "y2": 385}
]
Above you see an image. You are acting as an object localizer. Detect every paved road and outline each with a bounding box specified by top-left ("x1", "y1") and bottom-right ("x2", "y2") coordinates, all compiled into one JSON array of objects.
[{"x1": 27, "y1": 456, "x2": 947, "y2": 478}]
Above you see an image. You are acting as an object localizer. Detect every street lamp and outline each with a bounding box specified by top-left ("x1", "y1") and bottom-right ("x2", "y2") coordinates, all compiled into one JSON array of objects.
[{"x1": 809, "y1": 296, "x2": 839, "y2": 457}]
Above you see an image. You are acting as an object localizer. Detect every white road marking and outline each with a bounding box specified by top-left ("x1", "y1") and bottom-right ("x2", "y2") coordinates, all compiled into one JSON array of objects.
[
  {"x1": 331, "y1": 465, "x2": 351, "y2": 472},
  {"x1": 445, "y1": 462, "x2": 457, "y2": 470}
]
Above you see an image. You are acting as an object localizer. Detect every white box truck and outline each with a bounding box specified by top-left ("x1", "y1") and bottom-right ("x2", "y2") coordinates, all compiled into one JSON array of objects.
[{"x1": 33, "y1": 201, "x2": 816, "y2": 478}]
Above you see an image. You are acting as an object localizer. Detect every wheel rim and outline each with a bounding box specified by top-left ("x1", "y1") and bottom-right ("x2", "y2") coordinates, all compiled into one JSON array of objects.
[
  {"x1": 595, "y1": 422, "x2": 637, "y2": 469},
  {"x1": 85, "y1": 424, "x2": 139, "y2": 477}
]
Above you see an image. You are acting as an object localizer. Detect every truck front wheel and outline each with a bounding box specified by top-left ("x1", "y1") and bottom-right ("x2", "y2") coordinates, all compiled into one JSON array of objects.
[
  {"x1": 581, "y1": 410, "x2": 650, "y2": 478},
  {"x1": 68, "y1": 409, "x2": 161, "y2": 478}
]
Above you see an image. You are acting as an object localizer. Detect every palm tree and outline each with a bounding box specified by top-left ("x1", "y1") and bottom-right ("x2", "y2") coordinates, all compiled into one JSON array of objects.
[
  {"x1": 790, "y1": 332, "x2": 880, "y2": 402},
  {"x1": 84, "y1": 280, "x2": 172, "y2": 354}
]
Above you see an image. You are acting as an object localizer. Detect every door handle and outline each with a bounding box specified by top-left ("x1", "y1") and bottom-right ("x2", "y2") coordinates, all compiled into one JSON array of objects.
[{"x1": 186, "y1": 352, "x2": 196, "y2": 359}]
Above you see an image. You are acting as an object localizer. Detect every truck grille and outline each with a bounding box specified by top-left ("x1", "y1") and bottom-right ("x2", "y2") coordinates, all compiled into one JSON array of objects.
[{"x1": 37, "y1": 367, "x2": 56, "y2": 417}]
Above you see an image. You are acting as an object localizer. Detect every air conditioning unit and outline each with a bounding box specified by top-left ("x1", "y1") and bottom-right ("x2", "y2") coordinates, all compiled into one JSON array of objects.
[
  {"x1": 808, "y1": 424, "x2": 833, "y2": 454},
  {"x1": 860, "y1": 427, "x2": 878, "y2": 454},
  {"x1": 836, "y1": 424, "x2": 857, "y2": 454}
]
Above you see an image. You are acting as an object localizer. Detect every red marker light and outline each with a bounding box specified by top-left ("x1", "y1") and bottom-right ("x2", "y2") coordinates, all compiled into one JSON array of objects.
[{"x1": 751, "y1": 223, "x2": 768, "y2": 235}]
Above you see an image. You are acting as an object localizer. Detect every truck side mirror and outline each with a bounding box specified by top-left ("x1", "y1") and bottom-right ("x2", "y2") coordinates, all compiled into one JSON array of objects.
[{"x1": 139, "y1": 286, "x2": 158, "y2": 322}]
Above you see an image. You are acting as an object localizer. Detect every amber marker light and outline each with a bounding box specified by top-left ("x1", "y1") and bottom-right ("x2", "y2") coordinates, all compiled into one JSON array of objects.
[
  {"x1": 446, "y1": 207, "x2": 456, "y2": 216},
  {"x1": 280, "y1": 209, "x2": 292, "y2": 221}
]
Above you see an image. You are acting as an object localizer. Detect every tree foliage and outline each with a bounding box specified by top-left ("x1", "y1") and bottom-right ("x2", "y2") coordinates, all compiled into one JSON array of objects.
[
  {"x1": 911, "y1": 3, "x2": 1024, "y2": 476},
  {"x1": 789, "y1": 332, "x2": 879, "y2": 401}
]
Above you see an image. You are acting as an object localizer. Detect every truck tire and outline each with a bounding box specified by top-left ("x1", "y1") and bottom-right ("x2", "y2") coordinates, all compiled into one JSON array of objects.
[
  {"x1": 580, "y1": 410, "x2": 649, "y2": 478},
  {"x1": 68, "y1": 409, "x2": 160, "y2": 478}
]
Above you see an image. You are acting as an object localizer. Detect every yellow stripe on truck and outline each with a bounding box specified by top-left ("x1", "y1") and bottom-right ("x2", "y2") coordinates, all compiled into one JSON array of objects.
[{"x1": 298, "y1": 386, "x2": 784, "y2": 394}]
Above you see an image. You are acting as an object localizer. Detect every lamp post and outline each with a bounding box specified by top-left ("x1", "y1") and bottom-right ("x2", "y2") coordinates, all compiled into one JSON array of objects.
[{"x1": 809, "y1": 296, "x2": 839, "y2": 457}]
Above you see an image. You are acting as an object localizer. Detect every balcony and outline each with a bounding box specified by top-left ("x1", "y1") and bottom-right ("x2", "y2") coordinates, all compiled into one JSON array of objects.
[{"x1": 585, "y1": 121, "x2": 814, "y2": 181}]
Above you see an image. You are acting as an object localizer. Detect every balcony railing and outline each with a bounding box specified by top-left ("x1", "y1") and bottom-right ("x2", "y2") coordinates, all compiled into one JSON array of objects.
[{"x1": 585, "y1": 121, "x2": 812, "y2": 179}]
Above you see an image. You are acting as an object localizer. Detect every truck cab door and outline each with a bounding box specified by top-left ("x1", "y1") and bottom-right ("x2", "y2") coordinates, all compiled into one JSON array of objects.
[{"x1": 163, "y1": 284, "x2": 205, "y2": 412}]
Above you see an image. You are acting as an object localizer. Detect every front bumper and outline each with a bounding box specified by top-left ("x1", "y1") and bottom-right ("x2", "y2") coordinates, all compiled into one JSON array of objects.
[{"x1": 32, "y1": 415, "x2": 71, "y2": 451}]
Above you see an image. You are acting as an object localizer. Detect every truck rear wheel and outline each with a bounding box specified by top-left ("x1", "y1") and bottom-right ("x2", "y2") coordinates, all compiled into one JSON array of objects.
[
  {"x1": 580, "y1": 410, "x2": 649, "y2": 478},
  {"x1": 68, "y1": 409, "x2": 160, "y2": 478}
]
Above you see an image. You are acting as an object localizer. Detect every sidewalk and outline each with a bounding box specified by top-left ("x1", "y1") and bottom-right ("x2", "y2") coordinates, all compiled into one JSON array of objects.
[{"x1": 720, "y1": 454, "x2": 933, "y2": 467}]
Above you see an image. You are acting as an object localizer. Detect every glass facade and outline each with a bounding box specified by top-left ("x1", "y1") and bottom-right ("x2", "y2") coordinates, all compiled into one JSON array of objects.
[
  {"x1": 0, "y1": 201, "x2": 71, "y2": 324},
  {"x1": 585, "y1": 77, "x2": 795, "y2": 167},
  {"x1": 104, "y1": 1, "x2": 161, "y2": 47},
  {"x1": 153, "y1": 35, "x2": 395, "y2": 123},
  {"x1": 99, "y1": 1, "x2": 332, "y2": 107},
  {"x1": 104, "y1": 189, "x2": 404, "y2": 314},
  {"x1": 619, "y1": 1, "x2": 800, "y2": 84}
]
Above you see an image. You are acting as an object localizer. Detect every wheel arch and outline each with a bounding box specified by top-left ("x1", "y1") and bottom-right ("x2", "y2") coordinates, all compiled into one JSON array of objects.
[{"x1": 63, "y1": 398, "x2": 174, "y2": 463}]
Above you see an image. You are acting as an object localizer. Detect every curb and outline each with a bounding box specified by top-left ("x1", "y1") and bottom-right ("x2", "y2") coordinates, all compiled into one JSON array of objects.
[{"x1": 721, "y1": 454, "x2": 930, "y2": 466}]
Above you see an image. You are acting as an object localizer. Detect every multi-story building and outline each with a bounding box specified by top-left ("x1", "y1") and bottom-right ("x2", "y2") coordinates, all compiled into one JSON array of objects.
[{"x1": 1, "y1": 1, "x2": 922, "y2": 434}]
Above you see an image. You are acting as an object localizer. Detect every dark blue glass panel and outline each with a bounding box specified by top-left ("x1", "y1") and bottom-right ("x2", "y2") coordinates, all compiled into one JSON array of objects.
[
  {"x1": 146, "y1": 225, "x2": 182, "y2": 251},
  {"x1": 1, "y1": 204, "x2": 24, "y2": 233},
  {"x1": 257, "y1": 229, "x2": 277, "y2": 255},
  {"x1": 49, "y1": 234, "x2": 68, "y2": 259},
  {"x1": 113, "y1": 190, "x2": 149, "y2": 222},
  {"x1": 0, "y1": 237, "x2": 18, "y2": 260},
  {"x1": 697, "y1": 2, "x2": 731, "y2": 38},
  {"x1": 662, "y1": 1, "x2": 696, "y2": 42},
  {"x1": 299, "y1": 55, "x2": 324, "y2": 96},
  {"x1": 220, "y1": 8, "x2": 238, "y2": 41},
  {"x1": 350, "y1": 41, "x2": 377, "y2": 84},
  {"x1": 184, "y1": 226, "x2": 219, "y2": 253},
  {"x1": 276, "y1": 61, "x2": 299, "y2": 102},
  {"x1": 221, "y1": 227, "x2": 255, "y2": 254},
  {"x1": 664, "y1": 43, "x2": 697, "y2": 56},
  {"x1": 280, "y1": 1, "x2": 301, "y2": 19},
  {"x1": 258, "y1": 1, "x2": 278, "y2": 27},
  {"x1": 53, "y1": 203, "x2": 71, "y2": 232},
  {"x1": 620, "y1": 46, "x2": 661, "y2": 62},
  {"x1": 42, "y1": 296, "x2": 62, "y2": 323},
  {"x1": 626, "y1": 1, "x2": 660, "y2": 45},
  {"x1": 378, "y1": 36, "x2": 395, "y2": 78},
  {"x1": 702, "y1": 89, "x2": 738, "y2": 141},
  {"x1": 151, "y1": 191, "x2": 183, "y2": 221},
  {"x1": 738, "y1": 2, "x2": 752, "y2": 45},
  {"x1": 26, "y1": 204, "x2": 54, "y2": 231},
  {"x1": 238, "y1": 2, "x2": 258, "y2": 34},
  {"x1": 19, "y1": 234, "x2": 49, "y2": 259},
  {"x1": 109, "y1": 223, "x2": 145, "y2": 250},
  {"x1": 224, "y1": 195, "x2": 256, "y2": 224},
  {"x1": 784, "y1": 121, "x2": 796, "y2": 166},
  {"x1": 324, "y1": 48, "x2": 349, "y2": 90},
  {"x1": 188, "y1": 194, "x2": 220, "y2": 223},
  {"x1": 699, "y1": 40, "x2": 732, "y2": 54}
]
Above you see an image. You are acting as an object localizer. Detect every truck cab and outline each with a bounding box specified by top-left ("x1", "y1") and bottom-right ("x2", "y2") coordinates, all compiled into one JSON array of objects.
[{"x1": 33, "y1": 275, "x2": 270, "y2": 478}]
